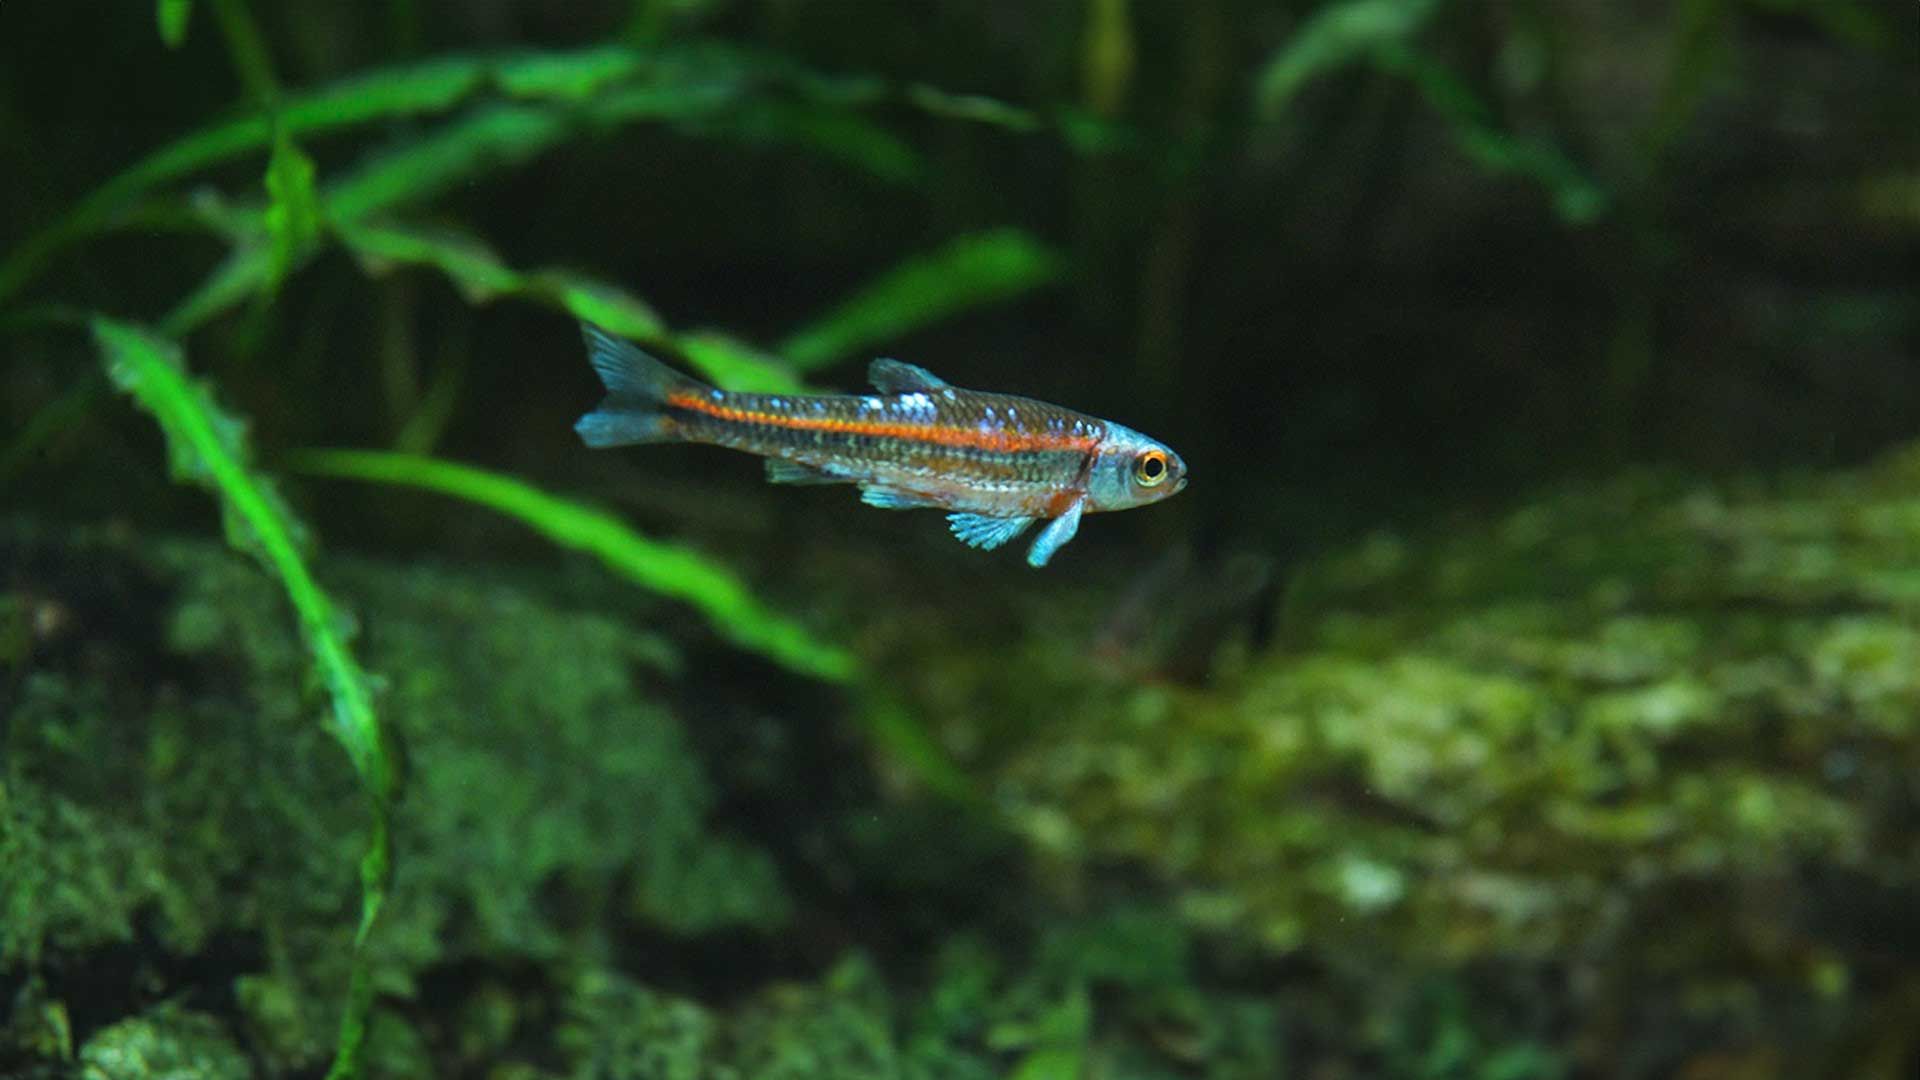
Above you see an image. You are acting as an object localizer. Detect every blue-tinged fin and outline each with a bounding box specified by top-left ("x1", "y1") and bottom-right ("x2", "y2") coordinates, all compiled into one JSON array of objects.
[
  {"x1": 948, "y1": 512, "x2": 1035, "y2": 550},
  {"x1": 869, "y1": 358, "x2": 949, "y2": 394},
  {"x1": 766, "y1": 459, "x2": 850, "y2": 485},
  {"x1": 575, "y1": 322, "x2": 704, "y2": 448},
  {"x1": 1025, "y1": 497, "x2": 1084, "y2": 568},
  {"x1": 862, "y1": 485, "x2": 942, "y2": 510}
]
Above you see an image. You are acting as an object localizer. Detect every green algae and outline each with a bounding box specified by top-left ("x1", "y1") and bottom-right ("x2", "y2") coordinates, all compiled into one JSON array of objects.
[
  {"x1": 78, "y1": 1006, "x2": 252, "y2": 1080},
  {"x1": 1, "y1": 522, "x2": 789, "y2": 1075},
  {"x1": 876, "y1": 445, "x2": 1920, "y2": 1075}
]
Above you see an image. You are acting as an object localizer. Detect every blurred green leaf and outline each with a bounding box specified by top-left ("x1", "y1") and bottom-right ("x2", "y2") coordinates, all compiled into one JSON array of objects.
[
  {"x1": 904, "y1": 84, "x2": 1042, "y2": 132},
  {"x1": 491, "y1": 46, "x2": 647, "y2": 101},
  {"x1": 675, "y1": 330, "x2": 809, "y2": 395},
  {"x1": 1256, "y1": 0, "x2": 1440, "y2": 116},
  {"x1": 157, "y1": 0, "x2": 193, "y2": 48},
  {"x1": 263, "y1": 135, "x2": 323, "y2": 292},
  {"x1": 537, "y1": 271, "x2": 672, "y2": 343},
  {"x1": 0, "y1": 41, "x2": 1051, "y2": 306},
  {"x1": 1252, "y1": 0, "x2": 1605, "y2": 224},
  {"x1": 322, "y1": 104, "x2": 566, "y2": 223},
  {"x1": 678, "y1": 98, "x2": 920, "y2": 182},
  {"x1": 336, "y1": 220, "x2": 521, "y2": 302},
  {"x1": 780, "y1": 229, "x2": 1064, "y2": 372},
  {"x1": 91, "y1": 317, "x2": 396, "y2": 1080},
  {"x1": 284, "y1": 448, "x2": 857, "y2": 682},
  {"x1": 333, "y1": 220, "x2": 805, "y2": 393},
  {"x1": 1383, "y1": 46, "x2": 1608, "y2": 223},
  {"x1": 162, "y1": 245, "x2": 273, "y2": 338},
  {"x1": 854, "y1": 692, "x2": 976, "y2": 804}
]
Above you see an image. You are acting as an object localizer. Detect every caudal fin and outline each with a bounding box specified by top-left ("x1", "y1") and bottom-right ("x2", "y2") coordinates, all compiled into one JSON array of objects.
[{"x1": 574, "y1": 323, "x2": 704, "y2": 447}]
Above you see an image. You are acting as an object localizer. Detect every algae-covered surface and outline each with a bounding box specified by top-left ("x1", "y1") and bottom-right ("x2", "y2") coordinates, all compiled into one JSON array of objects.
[
  {"x1": 3, "y1": 3, "x2": 1917, "y2": 1078},
  {"x1": 6, "y1": 444, "x2": 1919, "y2": 1076}
]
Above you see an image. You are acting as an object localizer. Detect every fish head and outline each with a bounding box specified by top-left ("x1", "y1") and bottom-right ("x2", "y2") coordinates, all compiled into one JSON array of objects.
[{"x1": 1086, "y1": 422, "x2": 1189, "y2": 512}]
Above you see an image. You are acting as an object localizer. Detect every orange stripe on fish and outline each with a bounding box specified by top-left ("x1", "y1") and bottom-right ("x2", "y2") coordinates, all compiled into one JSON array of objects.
[{"x1": 661, "y1": 391, "x2": 1102, "y2": 454}]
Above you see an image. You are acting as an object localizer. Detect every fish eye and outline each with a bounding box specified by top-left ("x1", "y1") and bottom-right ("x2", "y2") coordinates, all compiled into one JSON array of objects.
[{"x1": 1133, "y1": 450, "x2": 1169, "y2": 487}]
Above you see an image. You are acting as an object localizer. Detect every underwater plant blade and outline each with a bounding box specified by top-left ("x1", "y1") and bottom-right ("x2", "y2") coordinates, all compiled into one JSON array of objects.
[
  {"x1": 322, "y1": 104, "x2": 568, "y2": 224},
  {"x1": 91, "y1": 316, "x2": 396, "y2": 1080},
  {"x1": 779, "y1": 229, "x2": 1064, "y2": 372},
  {"x1": 157, "y1": 0, "x2": 193, "y2": 48},
  {"x1": 333, "y1": 220, "x2": 805, "y2": 393},
  {"x1": 1255, "y1": 0, "x2": 1439, "y2": 116},
  {"x1": 1380, "y1": 45, "x2": 1607, "y2": 224},
  {"x1": 263, "y1": 134, "x2": 324, "y2": 292},
  {"x1": 284, "y1": 449, "x2": 857, "y2": 682}
]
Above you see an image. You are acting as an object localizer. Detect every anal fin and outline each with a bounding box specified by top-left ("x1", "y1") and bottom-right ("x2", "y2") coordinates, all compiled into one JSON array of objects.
[
  {"x1": 766, "y1": 459, "x2": 849, "y2": 485},
  {"x1": 948, "y1": 512, "x2": 1036, "y2": 551},
  {"x1": 861, "y1": 485, "x2": 942, "y2": 510}
]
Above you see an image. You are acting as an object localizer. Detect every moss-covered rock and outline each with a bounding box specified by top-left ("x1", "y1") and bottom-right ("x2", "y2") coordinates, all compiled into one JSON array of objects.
[
  {"x1": 880, "y1": 445, "x2": 1920, "y2": 1075},
  {"x1": 1, "y1": 522, "x2": 789, "y2": 1074},
  {"x1": 77, "y1": 1006, "x2": 251, "y2": 1080}
]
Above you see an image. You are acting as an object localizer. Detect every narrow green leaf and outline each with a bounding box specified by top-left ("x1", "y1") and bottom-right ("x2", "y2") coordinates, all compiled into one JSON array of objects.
[
  {"x1": 284, "y1": 448, "x2": 857, "y2": 682},
  {"x1": 91, "y1": 317, "x2": 396, "y2": 1080},
  {"x1": 0, "y1": 42, "x2": 1047, "y2": 304},
  {"x1": 161, "y1": 244, "x2": 274, "y2": 337},
  {"x1": 157, "y1": 0, "x2": 193, "y2": 48},
  {"x1": 533, "y1": 270, "x2": 669, "y2": 342},
  {"x1": 264, "y1": 135, "x2": 323, "y2": 290},
  {"x1": 1255, "y1": 0, "x2": 1440, "y2": 116},
  {"x1": 780, "y1": 229, "x2": 1064, "y2": 371},
  {"x1": 1382, "y1": 46, "x2": 1608, "y2": 223},
  {"x1": 676, "y1": 330, "x2": 809, "y2": 395},
  {"x1": 855, "y1": 691, "x2": 976, "y2": 803},
  {"x1": 0, "y1": 56, "x2": 484, "y2": 305},
  {"x1": 684, "y1": 99, "x2": 921, "y2": 182},
  {"x1": 322, "y1": 104, "x2": 567, "y2": 224},
  {"x1": 209, "y1": 0, "x2": 283, "y2": 107},
  {"x1": 337, "y1": 220, "x2": 520, "y2": 301},
  {"x1": 333, "y1": 220, "x2": 804, "y2": 393},
  {"x1": 904, "y1": 83, "x2": 1042, "y2": 132},
  {"x1": 491, "y1": 46, "x2": 647, "y2": 101}
]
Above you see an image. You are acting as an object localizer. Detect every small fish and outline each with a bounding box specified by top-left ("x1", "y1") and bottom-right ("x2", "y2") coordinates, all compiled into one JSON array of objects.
[{"x1": 573, "y1": 323, "x2": 1188, "y2": 567}]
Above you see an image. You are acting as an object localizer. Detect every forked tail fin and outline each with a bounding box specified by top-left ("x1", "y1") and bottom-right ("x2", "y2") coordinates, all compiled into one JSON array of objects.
[{"x1": 574, "y1": 323, "x2": 705, "y2": 447}]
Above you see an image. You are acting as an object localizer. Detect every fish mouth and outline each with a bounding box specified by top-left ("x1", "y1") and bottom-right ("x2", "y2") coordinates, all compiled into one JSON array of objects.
[{"x1": 1174, "y1": 475, "x2": 1189, "y2": 493}]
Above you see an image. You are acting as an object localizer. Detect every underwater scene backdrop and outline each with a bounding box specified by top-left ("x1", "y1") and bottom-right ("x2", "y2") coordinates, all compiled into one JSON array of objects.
[{"x1": 1, "y1": 2, "x2": 1916, "y2": 1077}]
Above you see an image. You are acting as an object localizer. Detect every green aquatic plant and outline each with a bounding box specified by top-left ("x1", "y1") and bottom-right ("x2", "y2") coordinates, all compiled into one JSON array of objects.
[
  {"x1": 780, "y1": 229, "x2": 1064, "y2": 373},
  {"x1": 90, "y1": 318, "x2": 397, "y2": 1079},
  {"x1": 1255, "y1": 0, "x2": 1604, "y2": 223},
  {"x1": 284, "y1": 447, "x2": 856, "y2": 682},
  {"x1": 2, "y1": 20, "x2": 1075, "y2": 1071}
]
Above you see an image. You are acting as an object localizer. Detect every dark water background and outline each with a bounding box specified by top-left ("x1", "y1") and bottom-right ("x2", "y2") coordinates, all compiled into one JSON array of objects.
[{"x1": 2, "y1": 3, "x2": 1916, "y2": 1077}]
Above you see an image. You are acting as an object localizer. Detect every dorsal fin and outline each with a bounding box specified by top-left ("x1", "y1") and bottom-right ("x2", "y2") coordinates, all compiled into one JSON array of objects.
[{"x1": 868, "y1": 358, "x2": 949, "y2": 394}]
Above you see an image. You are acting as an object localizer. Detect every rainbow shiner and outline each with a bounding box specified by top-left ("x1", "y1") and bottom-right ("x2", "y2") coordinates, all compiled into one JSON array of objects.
[{"x1": 574, "y1": 323, "x2": 1188, "y2": 567}]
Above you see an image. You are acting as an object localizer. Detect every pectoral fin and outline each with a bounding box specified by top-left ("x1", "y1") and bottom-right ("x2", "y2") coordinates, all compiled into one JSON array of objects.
[
  {"x1": 948, "y1": 512, "x2": 1035, "y2": 550},
  {"x1": 1025, "y1": 497, "x2": 1084, "y2": 568}
]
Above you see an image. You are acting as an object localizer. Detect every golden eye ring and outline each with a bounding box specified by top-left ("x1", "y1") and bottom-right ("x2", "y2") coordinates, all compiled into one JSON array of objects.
[{"x1": 1134, "y1": 450, "x2": 1169, "y2": 487}]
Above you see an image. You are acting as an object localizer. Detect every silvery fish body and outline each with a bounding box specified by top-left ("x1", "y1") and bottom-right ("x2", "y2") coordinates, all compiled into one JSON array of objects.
[{"x1": 573, "y1": 323, "x2": 1187, "y2": 567}]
